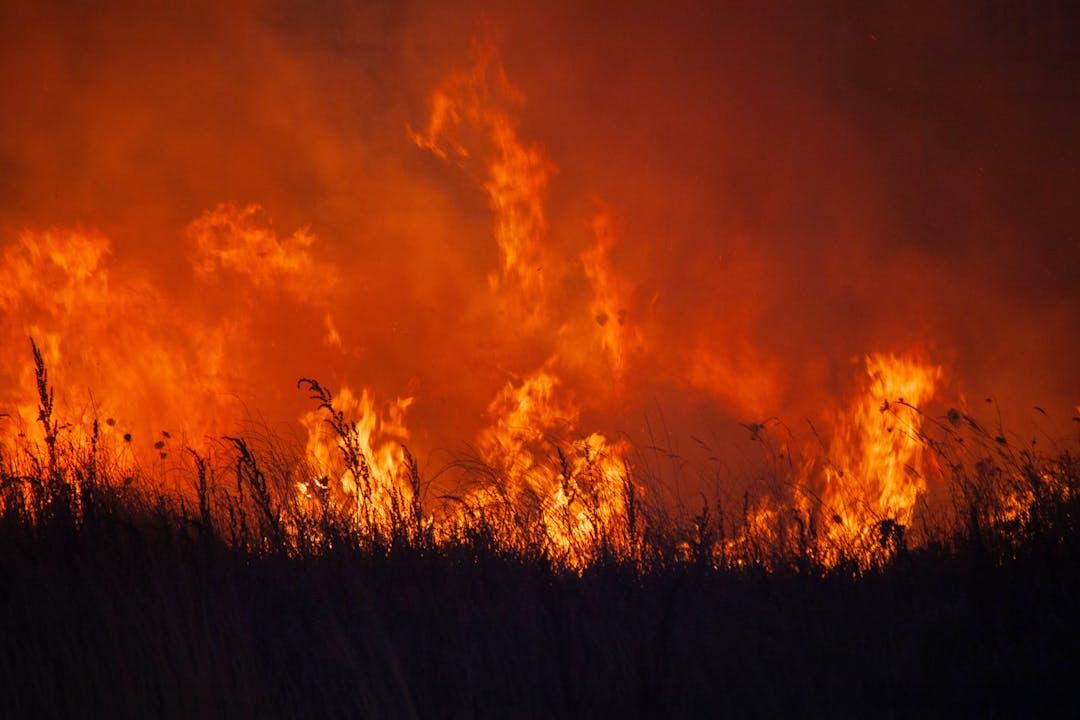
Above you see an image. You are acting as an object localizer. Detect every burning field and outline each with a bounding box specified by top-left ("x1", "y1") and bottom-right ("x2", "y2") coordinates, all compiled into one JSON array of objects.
[{"x1": 0, "y1": 1, "x2": 1077, "y2": 716}]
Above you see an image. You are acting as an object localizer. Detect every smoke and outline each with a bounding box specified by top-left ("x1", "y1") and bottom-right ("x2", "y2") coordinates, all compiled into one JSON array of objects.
[{"x1": 1, "y1": 0, "x2": 1077, "y2": 487}]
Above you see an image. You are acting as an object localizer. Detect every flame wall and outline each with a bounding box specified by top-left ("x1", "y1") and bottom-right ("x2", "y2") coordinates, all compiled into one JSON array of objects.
[{"x1": 1, "y1": 1, "x2": 1077, "y2": 500}]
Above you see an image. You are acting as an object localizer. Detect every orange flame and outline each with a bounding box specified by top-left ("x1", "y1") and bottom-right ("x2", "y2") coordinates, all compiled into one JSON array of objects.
[
  {"x1": 0, "y1": 227, "x2": 240, "y2": 461},
  {"x1": 816, "y1": 352, "x2": 942, "y2": 564},
  {"x1": 1, "y1": 14, "x2": 1073, "y2": 571},
  {"x1": 412, "y1": 39, "x2": 556, "y2": 314},
  {"x1": 299, "y1": 385, "x2": 414, "y2": 535},
  {"x1": 580, "y1": 210, "x2": 643, "y2": 377},
  {"x1": 467, "y1": 368, "x2": 636, "y2": 566}
]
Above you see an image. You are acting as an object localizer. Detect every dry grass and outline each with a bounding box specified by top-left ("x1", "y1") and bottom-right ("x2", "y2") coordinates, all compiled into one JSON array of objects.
[{"x1": 0, "y1": 345, "x2": 1076, "y2": 716}]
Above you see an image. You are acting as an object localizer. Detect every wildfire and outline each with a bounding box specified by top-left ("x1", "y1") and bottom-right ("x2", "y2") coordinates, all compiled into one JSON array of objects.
[
  {"x1": 411, "y1": 38, "x2": 556, "y2": 314},
  {"x1": 0, "y1": 227, "x2": 240, "y2": 457},
  {"x1": 445, "y1": 369, "x2": 630, "y2": 566},
  {"x1": 298, "y1": 383, "x2": 415, "y2": 537},
  {"x1": 814, "y1": 353, "x2": 942, "y2": 565},
  {"x1": 580, "y1": 210, "x2": 643, "y2": 378},
  {"x1": 188, "y1": 203, "x2": 338, "y2": 306},
  {"x1": 409, "y1": 42, "x2": 643, "y2": 565},
  {"x1": 0, "y1": 18, "x2": 1073, "y2": 574}
]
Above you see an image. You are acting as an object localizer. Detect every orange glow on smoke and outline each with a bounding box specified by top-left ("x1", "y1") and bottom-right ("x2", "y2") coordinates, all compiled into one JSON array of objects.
[
  {"x1": 0, "y1": 4, "x2": 1077, "y2": 567},
  {"x1": 411, "y1": 39, "x2": 556, "y2": 314},
  {"x1": 0, "y1": 227, "x2": 242, "y2": 457}
]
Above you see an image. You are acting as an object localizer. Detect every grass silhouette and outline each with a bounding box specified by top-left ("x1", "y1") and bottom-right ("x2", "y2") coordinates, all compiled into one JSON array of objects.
[{"x1": 0, "y1": 341, "x2": 1076, "y2": 716}]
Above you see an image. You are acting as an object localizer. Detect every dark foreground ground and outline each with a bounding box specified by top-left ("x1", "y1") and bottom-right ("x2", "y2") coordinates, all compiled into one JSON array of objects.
[{"x1": 1, "y1": 500, "x2": 1076, "y2": 719}]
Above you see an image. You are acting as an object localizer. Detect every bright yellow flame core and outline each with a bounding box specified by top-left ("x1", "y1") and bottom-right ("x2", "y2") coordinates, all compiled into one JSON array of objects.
[{"x1": 817, "y1": 353, "x2": 942, "y2": 564}]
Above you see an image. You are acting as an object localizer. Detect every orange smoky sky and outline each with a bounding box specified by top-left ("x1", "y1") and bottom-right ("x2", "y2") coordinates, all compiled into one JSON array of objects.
[{"x1": 0, "y1": 1, "x2": 1077, "y2": 492}]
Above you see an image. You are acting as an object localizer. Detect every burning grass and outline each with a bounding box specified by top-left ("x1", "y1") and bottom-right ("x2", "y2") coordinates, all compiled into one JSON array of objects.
[
  {"x1": 0, "y1": 342, "x2": 1077, "y2": 715},
  {"x1": 3, "y1": 339, "x2": 1078, "y2": 571}
]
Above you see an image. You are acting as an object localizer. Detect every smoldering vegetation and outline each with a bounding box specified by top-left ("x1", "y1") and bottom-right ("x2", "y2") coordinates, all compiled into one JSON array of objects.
[{"x1": 0, "y1": 347, "x2": 1076, "y2": 717}]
